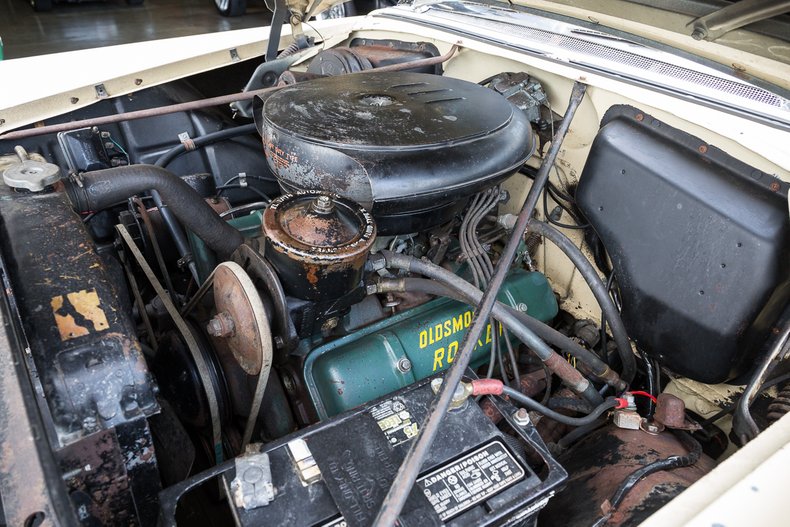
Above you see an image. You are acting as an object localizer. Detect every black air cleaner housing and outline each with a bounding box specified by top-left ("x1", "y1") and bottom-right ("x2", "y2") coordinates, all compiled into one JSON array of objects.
[{"x1": 257, "y1": 71, "x2": 536, "y2": 234}]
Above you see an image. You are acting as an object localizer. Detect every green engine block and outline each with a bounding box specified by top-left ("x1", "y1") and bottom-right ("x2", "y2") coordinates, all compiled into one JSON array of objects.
[{"x1": 304, "y1": 269, "x2": 558, "y2": 418}]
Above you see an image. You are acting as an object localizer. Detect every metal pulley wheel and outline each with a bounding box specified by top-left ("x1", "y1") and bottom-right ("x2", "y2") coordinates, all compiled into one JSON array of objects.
[{"x1": 209, "y1": 262, "x2": 273, "y2": 376}]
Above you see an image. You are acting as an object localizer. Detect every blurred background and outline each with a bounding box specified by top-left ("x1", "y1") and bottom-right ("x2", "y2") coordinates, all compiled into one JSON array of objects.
[{"x1": 0, "y1": 0, "x2": 274, "y2": 59}]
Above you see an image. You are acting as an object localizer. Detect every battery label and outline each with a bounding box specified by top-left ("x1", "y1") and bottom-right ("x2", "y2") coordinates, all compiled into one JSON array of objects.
[
  {"x1": 319, "y1": 517, "x2": 346, "y2": 527},
  {"x1": 369, "y1": 397, "x2": 419, "y2": 447},
  {"x1": 417, "y1": 441, "x2": 525, "y2": 521}
]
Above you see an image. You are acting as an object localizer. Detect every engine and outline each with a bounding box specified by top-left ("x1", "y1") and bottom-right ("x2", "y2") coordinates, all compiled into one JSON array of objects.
[{"x1": 0, "y1": 39, "x2": 787, "y2": 527}]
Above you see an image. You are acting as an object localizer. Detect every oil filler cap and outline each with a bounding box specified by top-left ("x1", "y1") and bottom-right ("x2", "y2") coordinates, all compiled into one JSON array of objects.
[
  {"x1": 262, "y1": 190, "x2": 376, "y2": 301},
  {"x1": 3, "y1": 146, "x2": 62, "y2": 192}
]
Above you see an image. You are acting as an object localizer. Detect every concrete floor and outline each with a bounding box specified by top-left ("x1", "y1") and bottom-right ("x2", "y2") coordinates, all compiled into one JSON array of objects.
[{"x1": 0, "y1": 0, "x2": 272, "y2": 59}]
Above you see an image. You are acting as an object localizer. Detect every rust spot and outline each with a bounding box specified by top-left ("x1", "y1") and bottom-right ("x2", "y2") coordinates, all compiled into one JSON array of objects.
[
  {"x1": 769, "y1": 181, "x2": 781, "y2": 192},
  {"x1": 51, "y1": 289, "x2": 110, "y2": 341},
  {"x1": 698, "y1": 145, "x2": 708, "y2": 154},
  {"x1": 305, "y1": 264, "x2": 320, "y2": 286},
  {"x1": 634, "y1": 113, "x2": 644, "y2": 121}
]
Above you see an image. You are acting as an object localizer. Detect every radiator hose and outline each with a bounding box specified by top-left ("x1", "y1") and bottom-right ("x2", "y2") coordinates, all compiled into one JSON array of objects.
[{"x1": 65, "y1": 164, "x2": 244, "y2": 257}]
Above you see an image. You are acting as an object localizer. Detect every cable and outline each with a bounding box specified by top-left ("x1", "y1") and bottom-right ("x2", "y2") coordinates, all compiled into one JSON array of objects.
[
  {"x1": 593, "y1": 431, "x2": 702, "y2": 527},
  {"x1": 373, "y1": 274, "x2": 624, "y2": 390},
  {"x1": 502, "y1": 385, "x2": 618, "y2": 427},
  {"x1": 521, "y1": 166, "x2": 589, "y2": 230},
  {"x1": 154, "y1": 124, "x2": 259, "y2": 168},
  {"x1": 216, "y1": 184, "x2": 272, "y2": 201},
  {"x1": 375, "y1": 258, "x2": 606, "y2": 402},
  {"x1": 219, "y1": 201, "x2": 270, "y2": 218},
  {"x1": 527, "y1": 220, "x2": 636, "y2": 385},
  {"x1": 372, "y1": 82, "x2": 589, "y2": 527},
  {"x1": 109, "y1": 137, "x2": 130, "y2": 164},
  {"x1": 557, "y1": 419, "x2": 607, "y2": 450},
  {"x1": 641, "y1": 351, "x2": 657, "y2": 417}
]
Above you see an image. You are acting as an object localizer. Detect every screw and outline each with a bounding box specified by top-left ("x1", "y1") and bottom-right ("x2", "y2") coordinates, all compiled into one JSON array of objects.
[
  {"x1": 640, "y1": 418, "x2": 663, "y2": 435},
  {"x1": 635, "y1": 113, "x2": 644, "y2": 121},
  {"x1": 512, "y1": 408, "x2": 530, "y2": 426},
  {"x1": 691, "y1": 27, "x2": 706, "y2": 41},
  {"x1": 134, "y1": 78, "x2": 143, "y2": 86},
  {"x1": 70, "y1": 97, "x2": 79, "y2": 104},
  {"x1": 384, "y1": 293, "x2": 400, "y2": 308},
  {"x1": 321, "y1": 317, "x2": 339, "y2": 332},
  {"x1": 397, "y1": 358, "x2": 412, "y2": 373},
  {"x1": 517, "y1": 303, "x2": 528, "y2": 312},
  {"x1": 206, "y1": 311, "x2": 235, "y2": 338},
  {"x1": 698, "y1": 145, "x2": 708, "y2": 154},
  {"x1": 282, "y1": 375, "x2": 294, "y2": 392},
  {"x1": 770, "y1": 181, "x2": 781, "y2": 192},
  {"x1": 274, "y1": 336, "x2": 285, "y2": 349}
]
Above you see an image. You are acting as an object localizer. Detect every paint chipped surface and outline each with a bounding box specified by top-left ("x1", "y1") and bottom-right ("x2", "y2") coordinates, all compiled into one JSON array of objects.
[{"x1": 51, "y1": 289, "x2": 109, "y2": 341}]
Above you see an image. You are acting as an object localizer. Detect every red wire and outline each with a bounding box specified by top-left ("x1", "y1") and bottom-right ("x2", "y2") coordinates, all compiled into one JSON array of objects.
[{"x1": 629, "y1": 390, "x2": 658, "y2": 403}]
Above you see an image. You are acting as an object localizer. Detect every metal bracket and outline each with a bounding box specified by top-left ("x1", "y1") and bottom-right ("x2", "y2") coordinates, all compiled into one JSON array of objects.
[{"x1": 231, "y1": 450, "x2": 275, "y2": 510}]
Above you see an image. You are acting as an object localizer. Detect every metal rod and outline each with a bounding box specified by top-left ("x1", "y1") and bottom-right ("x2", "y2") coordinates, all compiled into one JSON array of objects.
[
  {"x1": 370, "y1": 43, "x2": 459, "y2": 72},
  {"x1": 372, "y1": 81, "x2": 588, "y2": 527},
  {"x1": 0, "y1": 86, "x2": 284, "y2": 141},
  {"x1": 734, "y1": 320, "x2": 790, "y2": 441},
  {"x1": 0, "y1": 44, "x2": 460, "y2": 142}
]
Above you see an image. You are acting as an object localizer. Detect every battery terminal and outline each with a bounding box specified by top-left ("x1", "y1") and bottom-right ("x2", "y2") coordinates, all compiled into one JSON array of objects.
[{"x1": 287, "y1": 438, "x2": 322, "y2": 486}]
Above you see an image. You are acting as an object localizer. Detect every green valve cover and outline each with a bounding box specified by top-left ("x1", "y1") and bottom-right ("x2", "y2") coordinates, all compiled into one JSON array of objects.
[{"x1": 304, "y1": 270, "x2": 558, "y2": 418}]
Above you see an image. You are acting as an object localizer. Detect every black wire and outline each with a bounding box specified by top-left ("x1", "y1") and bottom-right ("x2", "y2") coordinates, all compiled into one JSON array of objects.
[
  {"x1": 523, "y1": 167, "x2": 590, "y2": 230},
  {"x1": 592, "y1": 431, "x2": 702, "y2": 527},
  {"x1": 544, "y1": 188, "x2": 589, "y2": 230},
  {"x1": 501, "y1": 386, "x2": 617, "y2": 426},
  {"x1": 216, "y1": 184, "x2": 272, "y2": 201},
  {"x1": 600, "y1": 272, "x2": 616, "y2": 361},
  {"x1": 556, "y1": 419, "x2": 607, "y2": 450},
  {"x1": 502, "y1": 328, "x2": 521, "y2": 388},
  {"x1": 641, "y1": 350, "x2": 656, "y2": 417},
  {"x1": 81, "y1": 195, "x2": 157, "y2": 223},
  {"x1": 540, "y1": 363, "x2": 553, "y2": 406},
  {"x1": 154, "y1": 123, "x2": 258, "y2": 168}
]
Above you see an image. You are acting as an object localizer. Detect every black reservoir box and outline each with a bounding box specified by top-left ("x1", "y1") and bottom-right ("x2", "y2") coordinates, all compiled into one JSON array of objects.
[{"x1": 159, "y1": 376, "x2": 565, "y2": 526}]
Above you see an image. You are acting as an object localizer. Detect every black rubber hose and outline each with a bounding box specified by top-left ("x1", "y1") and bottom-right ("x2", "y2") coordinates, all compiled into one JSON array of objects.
[
  {"x1": 592, "y1": 431, "x2": 702, "y2": 527},
  {"x1": 150, "y1": 123, "x2": 259, "y2": 281},
  {"x1": 66, "y1": 164, "x2": 244, "y2": 257},
  {"x1": 375, "y1": 275, "x2": 624, "y2": 391},
  {"x1": 527, "y1": 220, "x2": 636, "y2": 384},
  {"x1": 154, "y1": 123, "x2": 259, "y2": 168},
  {"x1": 501, "y1": 385, "x2": 617, "y2": 426}
]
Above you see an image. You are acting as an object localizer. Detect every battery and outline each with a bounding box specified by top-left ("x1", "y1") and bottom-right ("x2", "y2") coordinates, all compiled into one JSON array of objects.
[{"x1": 159, "y1": 375, "x2": 566, "y2": 527}]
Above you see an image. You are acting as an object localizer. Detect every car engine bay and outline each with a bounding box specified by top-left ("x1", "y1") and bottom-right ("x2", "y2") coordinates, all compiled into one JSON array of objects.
[{"x1": 0, "y1": 26, "x2": 788, "y2": 527}]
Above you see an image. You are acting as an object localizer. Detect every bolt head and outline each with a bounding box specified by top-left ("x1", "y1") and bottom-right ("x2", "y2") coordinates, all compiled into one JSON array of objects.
[
  {"x1": 312, "y1": 195, "x2": 334, "y2": 214},
  {"x1": 512, "y1": 408, "x2": 531, "y2": 426},
  {"x1": 397, "y1": 358, "x2": 412, "y2": 373},
  {"x1": 206, "y1": 312, "x2": 235, "y2": 338}
]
